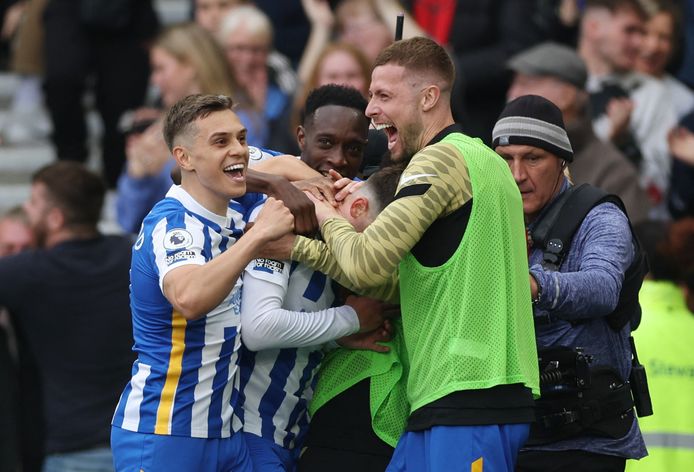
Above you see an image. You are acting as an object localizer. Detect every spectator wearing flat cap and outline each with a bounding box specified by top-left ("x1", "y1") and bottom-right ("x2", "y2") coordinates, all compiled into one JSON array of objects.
[
  {"x1": 506, "y1": 42, "x2": 651, "y2": 223},
  {"x1": 493, "y1": 95, "x2": 647, "y2": 472}
]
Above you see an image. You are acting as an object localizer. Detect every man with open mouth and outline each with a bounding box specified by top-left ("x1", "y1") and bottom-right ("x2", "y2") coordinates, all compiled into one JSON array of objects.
[
  {"x1": 110, "y1": 94, "x2": 295, "y2": 472},
  {"x1": 273, "y1": 37, "x2": 540, "y2": 471}
]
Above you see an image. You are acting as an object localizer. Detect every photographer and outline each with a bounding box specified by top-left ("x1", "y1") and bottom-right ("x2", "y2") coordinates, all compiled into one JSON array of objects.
[{"x1": 493, "y1": 95, "x2": 647, "y2": 471}]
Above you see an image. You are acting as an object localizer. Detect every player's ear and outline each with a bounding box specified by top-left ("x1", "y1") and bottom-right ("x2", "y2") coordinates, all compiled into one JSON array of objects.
[
  {"x1": 350, "y1": 196, "x2": 368, "y2": 218},
  {"x1": 173, "y1": 145, "x2": 192, "y2": 171},
  {"x1": 421, "y1": 85, "x2": 440, "y2": 112},
  {"x1": 297, "y1": 126, "x2": 307, "y2": 152}
]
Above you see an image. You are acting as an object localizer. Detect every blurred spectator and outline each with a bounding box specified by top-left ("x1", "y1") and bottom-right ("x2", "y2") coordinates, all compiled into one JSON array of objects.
[
  {"x1": 292, "y1": 41, "x2": 371, "y2": 148},
  {"x1": 401, "y1": 0, "x2": 544, "y2": 143},
  {"x1": 306, "y1": 42, "x2": 370, "y2": 98},
  {"x1": 116, "y1": 22, "x2": 239, "y2": 233},
  {"x1": 42, "y1": 0, "x2": 158, "y2": 188},
  {"x1": 0, "y1": 162, "x2": 135, "y2": 471},
  {"x1": 635, "y1": 0, "x2": 694, "y2": 120},
  {"x1": 219, "y1": 5, "x2": 297, "y2": 151},
  {"x1": 0, "y1": 206, "x2": 36, "y2": 472},
  {"x1": 0, "y1": 206, "x2": 35, "y2": 257},
  {"x1": 299, "y1": 0, "x2": 423, "y2": 74},
  {"x1": 0, "y1": 0, "x2": 51, "y2": 145},
  {"x1": 506, "y1": 41, "x2": 651, "y2": 222},
  {"x1": 255, "y1": 0, "x2": 311, "y2": 66},
  {"x1": 532, "y1": 0, "x2": 584, "y2": 46},
  {"x1": 296, "y1": 0, "x2": 336, "y2": 89},
  {"x1": 667, "y1": 110, "x2": 694, "y2": 219},
  {"x1": 151, "y1": 22, "x2": 238, "y2": 109},
  {"x1": 193, "y1": 0, "x2": 247, "y2": 34},
  {"x1": 628, "y1": 218, "x2": 694, "y2": 471},
  {"x1": 334, "y1": 0, "x2": 396, "y2": 64},
  {"x1": 578, "y1": 0, "x2": 677, "y2": 209},
  {"x1": 675, "y1": 0, "x2": 694, "y2": 88},
  {"x1": 631, "y1": 0, "x2": 694, "y2": 220}
]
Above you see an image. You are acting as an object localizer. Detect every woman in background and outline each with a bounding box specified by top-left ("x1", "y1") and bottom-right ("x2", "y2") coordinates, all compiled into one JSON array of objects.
[{"x1": 116, "y1": 22, "x2": 241, "y2": 233}]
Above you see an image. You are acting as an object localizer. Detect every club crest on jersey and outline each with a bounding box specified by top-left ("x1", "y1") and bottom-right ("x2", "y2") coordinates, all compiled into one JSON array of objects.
[
  {"x1": 249, "y1": 146, "x2": 263, "y2": 161},
  {"x1": 163, "y1": 229, "x2": 193, "y2": 250}
]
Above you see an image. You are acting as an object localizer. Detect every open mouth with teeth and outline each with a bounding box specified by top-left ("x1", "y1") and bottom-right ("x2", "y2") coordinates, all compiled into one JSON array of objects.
[
  {"x1": 223, "y1": 163, "x2": 246, "y2": 182},
  {"x1": 373, "y1": 122, "x2": 398, "y2": 151}
]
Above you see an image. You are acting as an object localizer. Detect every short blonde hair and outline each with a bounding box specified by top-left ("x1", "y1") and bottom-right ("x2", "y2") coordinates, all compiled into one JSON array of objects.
[{"x1": 374, "y1": 37, "x2": 455, "y2": 92}]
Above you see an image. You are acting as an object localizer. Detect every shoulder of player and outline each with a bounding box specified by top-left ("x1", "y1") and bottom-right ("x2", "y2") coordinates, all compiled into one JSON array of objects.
[
  {"x1": 406, "y1": 140, "x2": 471, "y2": 176},
  {"x1": 141, "y1": 197, "x2": 187, "y2": 228},
  {"x1": 247, "y1": 145, "x2": 292, "y2": 165}
]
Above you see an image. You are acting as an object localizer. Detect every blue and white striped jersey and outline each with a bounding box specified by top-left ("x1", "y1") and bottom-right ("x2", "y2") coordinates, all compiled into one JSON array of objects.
[
  {"x1": 112, "y1": 185, "x2": 261, "y2": 438},
  {"x1": 238, "y1": 259, "x2": 338, "y2": 450},
  {"x1": 247, "y1": 145, "x2": 286, "y2": 167}
]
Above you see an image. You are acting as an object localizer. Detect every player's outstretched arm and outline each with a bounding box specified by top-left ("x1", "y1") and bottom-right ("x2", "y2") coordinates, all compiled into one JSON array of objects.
[
  {"x1": 163, "y1": 198, "x2": 293, "y2": 320},
  {"x1": 240, "y1": 265, "x2": 359, "y2": 351},
  {"x1": 241, "y1": 277, "x2": 394, "y2": 351},
  {"x1": 292, "y1": 146, "x2": 470, "y2": 290},
  {"x1": 250, "y1": 155, "x2": 322, "y2": 182}
]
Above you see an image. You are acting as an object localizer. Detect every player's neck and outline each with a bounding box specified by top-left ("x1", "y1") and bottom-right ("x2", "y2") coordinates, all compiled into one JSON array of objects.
[
  {"x1": 181, "y1": 179, "x2": 232, "y2": 217},
  {"x1": 420, "y1": 111, "x2": 455, "y2": 148}
]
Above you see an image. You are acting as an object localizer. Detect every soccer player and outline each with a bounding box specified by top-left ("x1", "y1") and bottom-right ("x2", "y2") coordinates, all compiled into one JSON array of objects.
[
  {"x1": 110, "y1": 94, "x2": 294, "y2": 471},
  {"x1": 238, "y1": 85, "x2": 396, "y2": 471},
  {"x1": 274, "y1": 37, "x2": 540, "y2": 470},
  {"x1": 240, "y1": 167, "x2": 402, "y2": 471}
]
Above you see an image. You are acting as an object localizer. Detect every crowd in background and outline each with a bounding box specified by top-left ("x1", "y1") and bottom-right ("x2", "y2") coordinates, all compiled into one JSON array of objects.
[{"x1": 1, "y1": 0, "x2": 694, "y2": 471}]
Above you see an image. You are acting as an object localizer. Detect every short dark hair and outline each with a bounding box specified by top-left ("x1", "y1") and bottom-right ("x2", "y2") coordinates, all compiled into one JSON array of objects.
[
  {"x1": 374, "y1": 37, "x2": 455, "y2": 91},
  {"x1": 32, "y1": 161, "x2": 106, "y2": 228},
  {"x1": 585, "y1": 0, "x2": 649, "y2": 18},
  {"x1": 364, "y1": 164, "x2": 405, "y2": 213},
  {"x1": 302, "y1": 84, "x2": 368, "y2": 128},
  {"x1": 163, "y1": 94, "x2": 235, "y2": 151}
]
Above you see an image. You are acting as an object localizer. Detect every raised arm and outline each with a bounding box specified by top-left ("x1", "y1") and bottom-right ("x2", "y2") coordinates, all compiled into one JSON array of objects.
[
  {"x1": 250, "y1": 154, "x2": 322, "y2": 182},
  {"x1": 297, "y1": 0, "x2": 335, "y2": 86},
  {"x1": 163, "y1": 198, "x2": 294, "y2": 320},
  {"x1": 240, "y1": 258, "x2": 360, "y2": 350},
  {"x1": 292, "y1": 236, "x2": 400, "y2": 303},
  {"x1": 292, "y1": 143, "x2": 472, "y2": 290}
]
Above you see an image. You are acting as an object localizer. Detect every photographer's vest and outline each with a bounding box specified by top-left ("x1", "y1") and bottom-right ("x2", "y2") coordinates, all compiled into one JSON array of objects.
[{"x1": 527, "y1": 184, "x2": 652, "y2": 445}]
